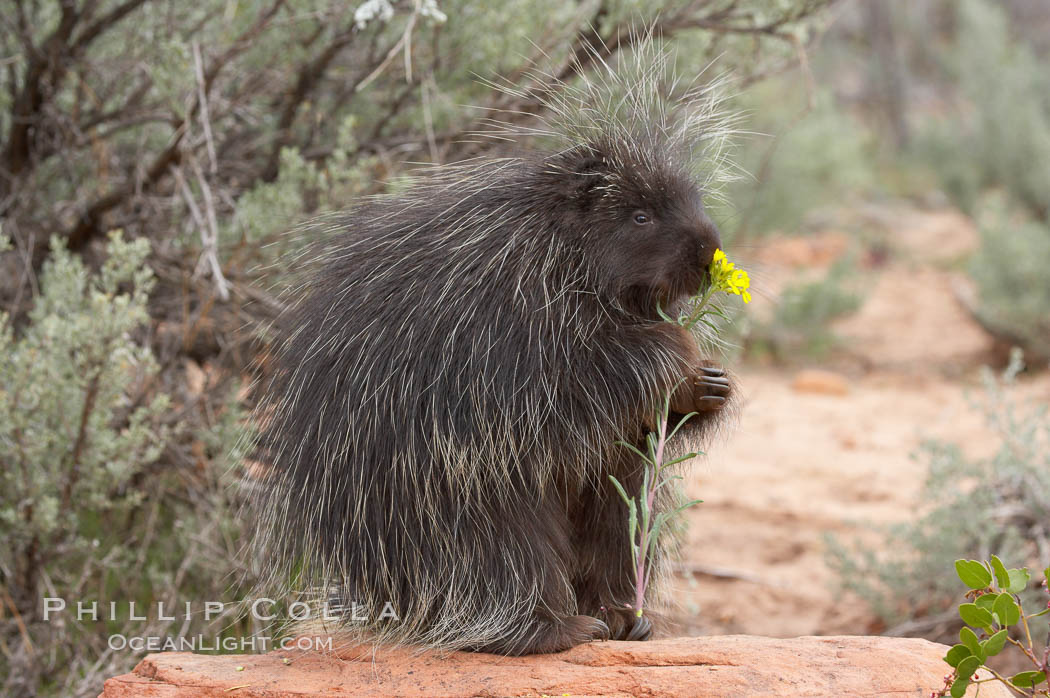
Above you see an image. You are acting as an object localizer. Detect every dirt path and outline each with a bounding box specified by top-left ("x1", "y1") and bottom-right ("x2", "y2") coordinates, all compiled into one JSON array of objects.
[{"x1": 669, "y1": 208, "x2": 1050, "y2": 638}]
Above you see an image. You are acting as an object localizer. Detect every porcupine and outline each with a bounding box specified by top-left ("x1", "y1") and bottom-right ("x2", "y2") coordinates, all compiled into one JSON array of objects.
[{"x1": 248, "y1": 39, "x2": 740, "y2": 655}]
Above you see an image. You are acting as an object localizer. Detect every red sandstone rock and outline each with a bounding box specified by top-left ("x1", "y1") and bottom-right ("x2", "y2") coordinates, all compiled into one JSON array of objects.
[{"x1": 99, "y1": 635, "x2": 1010, "y2": 697}]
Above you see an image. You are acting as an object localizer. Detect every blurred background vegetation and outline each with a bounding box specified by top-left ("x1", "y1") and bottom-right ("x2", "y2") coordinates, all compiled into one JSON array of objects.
[{"x1": 0, "y1": 0, "x2": 1047, "y2": 695}]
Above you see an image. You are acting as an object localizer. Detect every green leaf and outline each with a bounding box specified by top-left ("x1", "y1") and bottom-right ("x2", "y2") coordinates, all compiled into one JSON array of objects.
[
  {"x1": 608, "y1": 475, "x2": 632, "y2": 505},
  {"x1": 648, "y1": 513, "x2": 669, "y2": 560},
  {"x1": 944, "y1": 644, "x2": 971, "y2": 668},
  {"x1": 652, "y1": 474, "x2": 684, "y2": 493},
  {"x1": 949, "y1": 677, "x2": 969, "y2": 698},
  {"x1": 662, "y1": 452, "x2": 699, "y2": 468},
  {"x1": 975, "y1": 594, "x2": 996, "y2": 611},
  {"x1": 693, "y1": 317, "x2": 723, "y2": 333},
  {"x1": 990, "y1": 555, "x2": 1010, "y2": 589},
  {"x1": 1006, "y1": 568, "x2": 1030, "y2": 594},
  {"x1": 668, "y1": 413, "x2": 698, "y2": 439},
  {"x1": 955, "y1": 559, "x2": 992, "y2": 589},
  {"x1": 639, "y1": 468, "x2": 651, "y2": 531},
  {"x1": 958, "y1": 603, "x2": 994, "y2": 629},
  {"x1": 993, "y1": 593, "x2": 1020, "y2": 626},
  {"x1": 645, "y1": 434, "x2": 658, "y2": 463},
  {"x1": 983, "y1": 629, "x2": 1008, "y2": 656},
  {"x1": 614, "y1": 441, "x2": 649, "y2": 462},
  {"x1": 670, "y1": 499, "x2": 703, "y2": 516},
  {"x1": 1010, "y1": 671, "x2": 1047, "y2": 688},
  {"x1": 959, "y1": 627, "x2": 984, "y2": 660},
  {"x1": 956, "y1": 655, "x2": 981, "y2": 680}
]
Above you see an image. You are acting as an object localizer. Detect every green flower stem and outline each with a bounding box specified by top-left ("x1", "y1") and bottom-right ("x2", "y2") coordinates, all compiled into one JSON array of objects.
[
  {"x1": 633, "y1": 410, "x2": 670, "y2": 617},
  {"x1": 681, "y1": 284, "x2": 718, "y2": 329}
]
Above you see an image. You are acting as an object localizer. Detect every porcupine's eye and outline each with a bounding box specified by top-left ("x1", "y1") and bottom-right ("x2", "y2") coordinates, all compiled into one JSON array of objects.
[{"x1": 632, "y1": 211, "x2": 651, "y2": 225}]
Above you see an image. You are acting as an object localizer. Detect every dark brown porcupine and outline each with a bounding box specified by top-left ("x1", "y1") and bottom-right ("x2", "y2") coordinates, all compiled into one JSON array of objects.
[{"x1": 248, "y1": 37, "x2": 740, "y2": 655}]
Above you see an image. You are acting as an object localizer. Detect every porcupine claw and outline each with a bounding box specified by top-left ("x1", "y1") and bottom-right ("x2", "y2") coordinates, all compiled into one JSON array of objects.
[
  {"x1": 696, "y1": 368, "x2": 730, "y2": 411},
  {"x1": 670, "y1": 364, "x2": 732, "y2": 414},
  {"x1": 600, "y1": 606, "x2": 654, "y2": 641},
  {"x1": 624, "y1": 613, "x2": 653, "y2": 641}
]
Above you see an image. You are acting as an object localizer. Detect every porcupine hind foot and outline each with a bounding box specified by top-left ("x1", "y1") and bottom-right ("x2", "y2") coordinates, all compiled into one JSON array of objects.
[
  {"x1": 602, "y1": 607, "x2": 653, "y2": 641},
  {"x1": 472, "y1": 613, "x2": 610, "y2": 655},
  {"x1": 574, "y1": 363, "x2": 733, "y2": 643},
  {"x1": 571, "y1": 465, "x2": 658, "y2": 643}
]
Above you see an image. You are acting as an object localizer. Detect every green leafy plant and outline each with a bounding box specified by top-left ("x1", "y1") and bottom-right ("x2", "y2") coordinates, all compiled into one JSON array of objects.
[
  {"x1": 934, "y1": 557, "x2": 1049, "y2": 698},
  {"x1": 610, "y1": 249, "x2": 751, "y2": 617},
  {"x1": 609, "y1": 390, "x2": 702, "y2": 618}
]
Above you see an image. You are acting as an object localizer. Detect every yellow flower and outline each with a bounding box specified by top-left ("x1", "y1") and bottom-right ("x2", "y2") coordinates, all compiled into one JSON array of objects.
[
  {"x1": 663, "y1": 247, "x2": 751, "y2": 329},
  {"x1": 709, "y1": 249, "x2": 751, "y2": 304}
]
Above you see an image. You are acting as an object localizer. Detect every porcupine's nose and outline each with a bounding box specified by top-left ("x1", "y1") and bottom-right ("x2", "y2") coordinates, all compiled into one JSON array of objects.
[{"x1": 695, "y1": 212, "x2": 722, "y2": 268}]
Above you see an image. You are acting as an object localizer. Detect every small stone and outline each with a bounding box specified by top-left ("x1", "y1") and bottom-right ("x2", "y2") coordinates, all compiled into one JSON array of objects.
[{"x1": 791, "y1": 369, "x2": 850, "y2": 396}]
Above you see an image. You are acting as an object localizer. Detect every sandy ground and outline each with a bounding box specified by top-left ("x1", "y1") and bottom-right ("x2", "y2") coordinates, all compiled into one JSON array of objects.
[{"x1": 668, "y1": 208, "x2": 1050, "y2": 638}]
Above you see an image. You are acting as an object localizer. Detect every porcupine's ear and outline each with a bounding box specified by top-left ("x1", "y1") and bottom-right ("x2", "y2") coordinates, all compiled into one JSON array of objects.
[{"x1": 564, "y1": 144, "x2": 610, "y2": 205}]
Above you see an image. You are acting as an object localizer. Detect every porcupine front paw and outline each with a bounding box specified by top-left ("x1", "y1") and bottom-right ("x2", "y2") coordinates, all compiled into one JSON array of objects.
[{"x1": 670, "y1": 364, "x2": 731, "y2": 414}]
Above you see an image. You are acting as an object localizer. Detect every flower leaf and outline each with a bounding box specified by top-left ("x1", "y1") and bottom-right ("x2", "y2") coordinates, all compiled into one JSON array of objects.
[
  {"x1": 958, "y1": 603, "x2": 994, "y2": 630},
  {"x1": 983, "y1": 629, "x2": 1008, "y2": 656},
  {"x1": 1006, "y1": 568, "x2": 1030, "y2": 594},
  {"x1": 944, "y1": 644, "x2": 971, "y2": 668},
  {"x1": 989, "y1": 555, "x2": 1010, "y2": 589},
  {"x1": 956, "y1": 655, "x2": 981, "y2": 680},
  {"x1": 992, "y1": 593, "x2": 1020, "y2": 626},
  {"x1": 975, "y1": 594, "x2": 996, "y2": 611},
  {"x1": 959, "y1": 627, "x2": 985, "y2": 661},
  {"x1": 669, "y1": 412, "x2": 698, "y2": 439},
  {"x1": 1010, "y1": 671, "x2": 1047, "y2": 688},
  {"x1": 955, "y1": 559, "x2": 992, "y2": 590},
  {"x1": 607, "y1": 475, "x2": 633, "y2": 505}
]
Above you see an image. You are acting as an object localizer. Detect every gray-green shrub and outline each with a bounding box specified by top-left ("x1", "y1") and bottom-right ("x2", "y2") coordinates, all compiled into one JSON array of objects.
[
  {"x1": 826, "y1": 352, "x2": 1050, "y2": 630},
  {"x1": 0, "y1": 233, "x2": 251, "y2": 697}
]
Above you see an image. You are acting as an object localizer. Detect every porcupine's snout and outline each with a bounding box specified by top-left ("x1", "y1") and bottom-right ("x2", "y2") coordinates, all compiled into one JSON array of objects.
[
  {"x1": 679, "y1": 209, "x2": 722, "y2": 297},
  {"x1": 694, "y1": 210, "x2": 722, "y2": 269}
]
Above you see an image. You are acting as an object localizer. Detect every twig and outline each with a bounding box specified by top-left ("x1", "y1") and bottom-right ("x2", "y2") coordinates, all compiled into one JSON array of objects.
[
  {"x1": 403, "y1": 0, "x2": 421, "y2": 84},
  {"x1": 188, "y1": 155, "x2": 230, "y2": 301},
  {"x1": 0, "y1": 584, "x2": 34, "y2": 653},
  {"x1": 192, "y1": 41, "x2": 218, "y2": 175},
  {"x1": 172, "y1": 165, "x2": 207, "y2": 234},
  {"x1": 61, "y1": 0, "x2": 288, "y2": 253},
  {"x1": 678, "y1": 562, "x2": 772, "y2": 586},
  {"x1": 882, "y1": 609, "x2": 959, "y2": 637},
  {"x1": 420, "y1": 74, "x2": 440, "y2": 164},
  {"x1": 62, "y1": 368, "x2": 102, "y2": 510},
  {"x1": 356, "y1": 1, "x2": 421, "y2": 93}
]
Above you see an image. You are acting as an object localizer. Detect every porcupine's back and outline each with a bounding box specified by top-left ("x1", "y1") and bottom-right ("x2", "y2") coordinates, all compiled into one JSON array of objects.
[{"x1": 251, "y1": 155, "x2": 651, "y2": 648}]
